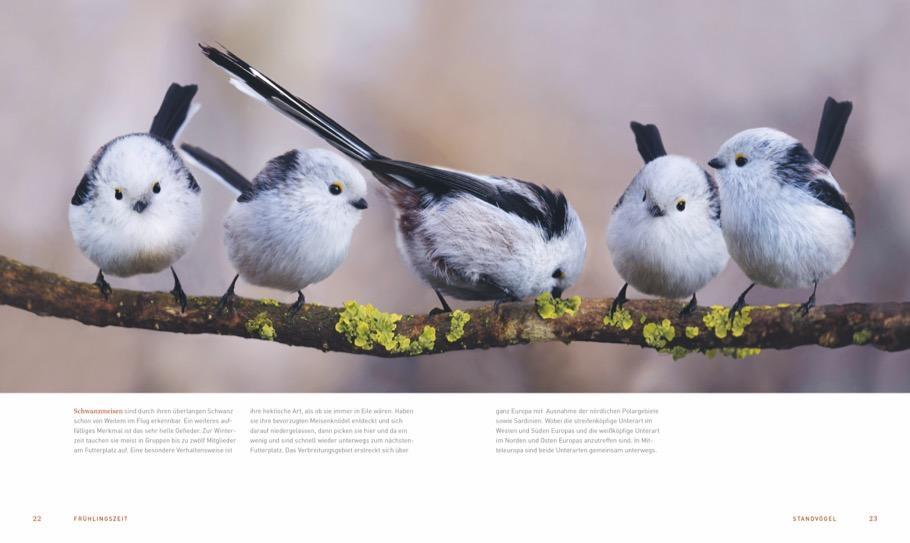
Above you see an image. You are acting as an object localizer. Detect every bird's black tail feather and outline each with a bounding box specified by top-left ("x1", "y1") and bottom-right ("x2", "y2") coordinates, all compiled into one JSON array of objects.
[
  {"x1": 813, "y1": 97, "x2": 853, "y2": 168},
  {"x1": 149, "y1": 83, "x2": 198, "y2": 142},
  {"x1": 630, "y1": 121, "x2": 667, "y2": 163},
  {"x1": 180, "y1": 143, "x2": 254, "y2": 200},
  {"x1": 199, "y1": 44, "x2": 382, "y2": 164}
]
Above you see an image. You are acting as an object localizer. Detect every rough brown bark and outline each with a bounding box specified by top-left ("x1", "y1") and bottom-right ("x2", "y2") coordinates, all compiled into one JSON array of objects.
[{"x1": 1, "y1": 255, "x2": 908, "y2": 356}]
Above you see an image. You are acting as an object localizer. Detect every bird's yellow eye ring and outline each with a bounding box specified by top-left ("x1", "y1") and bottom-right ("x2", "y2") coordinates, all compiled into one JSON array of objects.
[
  {"x1": 152, "y1": 181, "x2": 161, "y2": 194},
  {"x1": 329, "y1": 182, "x2": 343, "y2": 195},
  {"x1": 552, "y1": 268, "x2": 565, "y2": 279},
  {"x1": 735, "y1": 153, "x2": 748, "y2": 167},
  {"x1": 114, "y1": 188, "x2": 123, "y2": 200},
  {"x1": 676, "y1": 198, "x2": 686, "y2": 212}
]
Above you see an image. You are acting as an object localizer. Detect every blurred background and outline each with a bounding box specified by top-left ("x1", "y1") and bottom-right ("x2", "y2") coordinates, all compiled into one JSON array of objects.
[{"x1": 1, "y1": 0, "x2": 908, "y2": 392}]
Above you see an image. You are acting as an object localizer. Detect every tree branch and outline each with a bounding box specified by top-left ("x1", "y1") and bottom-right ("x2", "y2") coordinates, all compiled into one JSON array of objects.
[{"x1": 1, "y1": 254, "x2": 907, "y2": 356}]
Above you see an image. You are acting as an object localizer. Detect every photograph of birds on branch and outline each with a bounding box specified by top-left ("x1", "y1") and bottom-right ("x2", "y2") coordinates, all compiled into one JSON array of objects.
[{"x1": 0, "y1": 1, "x2": 908, "y2": 392}]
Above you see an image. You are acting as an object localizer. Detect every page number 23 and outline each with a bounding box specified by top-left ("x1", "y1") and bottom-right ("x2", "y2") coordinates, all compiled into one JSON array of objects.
[{"x1": 868, "y1": 514, "x2": 878, "y2": 522}]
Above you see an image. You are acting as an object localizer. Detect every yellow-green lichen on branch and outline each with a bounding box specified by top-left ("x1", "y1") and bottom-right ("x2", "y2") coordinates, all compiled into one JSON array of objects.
[
  {"x1": 535, "y1": 292, "x2": 582, "y2": 319},
  {"x1": 685, "y1": 326, "x2": 700, "y2": 339},
  {"x1": 334, "y1": 301, "x2": 437, "y2": 355},
  {"x1": 260, "y1": 298, "x2": 280, "y2": 307},
  {"x1": 722, "y1": 347, "x2": 762, "y2": 359},
  {"x1": 656, "y1": 345, "x2": 760, "y2": 361},
  {"x1": 245, "y1": 312, "x2": 277, "y2": 341},
  {"x1": 603, "y1": 307, "x2": 633, "y2": 330},
  {"x1": 446, "y1": 309, "x2": 471, "y2": 342},
  {"x1": 416, "y1": 325, "x2": 437, "y2": 352},
  {"x1": 852, "y1": 329, "x2": 872, "y2": 345},
  {"x1": 643, "y1": 319, "x2": 675, "y2": 349},
  {"x1": 702, "y1": 305, "x2": 753, "y2": 338},
  {"x1": 660, "y1": 345, "x2": 690, "y2": 361}
]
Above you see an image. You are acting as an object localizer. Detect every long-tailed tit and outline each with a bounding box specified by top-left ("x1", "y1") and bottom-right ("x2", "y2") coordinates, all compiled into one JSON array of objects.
[
  {"x1": 607, "y1": 122, "x2": 728, "y2": 317},
  {"x1": 199, "y1": 45, "x2": 586, "y2": 313},
  {"x1": 69, "y1": 83, "x2": 202, "y2": 311},
  {"x1": 708, "y1": 97, "x2": 855, "y2": 319},
  {"x1": 181, "y1": 144, "x2": 368, "y2": 316}
]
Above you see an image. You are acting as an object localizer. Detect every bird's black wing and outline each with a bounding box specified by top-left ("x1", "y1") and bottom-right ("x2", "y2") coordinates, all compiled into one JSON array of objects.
[
  {"x1": 813, "y1": 97, "x2": 852, "y2": 168},
  {"x1": 777, "y1": 144, "x2": 855, "y2": 232},
  {"x1": 71, "y1": 173, "x2": 92, "y2": 206},
  {"x1": 149, "y1": 83, "x2": 198, "y2": 142},
  {"x1": 808, "y1": 178, "x2": 855, "y2": 233},
  {"x1": 363, "y1": 159, "x2": 570, "y2": 239},
  {"x1": 704, "y1": 170, "x2": 721, "y2": 222},
  {"x1": 630, "y1": 121, "x2": 667, "y2": 163},
  {"x1": 181, "y1": 144, "x2": 254, "y2": 201}
]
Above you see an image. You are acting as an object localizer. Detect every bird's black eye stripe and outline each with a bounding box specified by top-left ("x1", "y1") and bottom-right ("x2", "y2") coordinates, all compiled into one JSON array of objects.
[
  {"x1": 735, "y1": 155, "x2": 748, "y2": 167},
  {"x1": 114, "y1": 189, "x2": 123, "y2": 200},
  {"x1": 152, "y1": 182, "x2": 161, "y2": 194},
  {"x1": 552, "y1": 268, "x2": 564, "y2": 279},
  {"x1": 642, "y1": 193, "x2": 646, "y2": 202}
]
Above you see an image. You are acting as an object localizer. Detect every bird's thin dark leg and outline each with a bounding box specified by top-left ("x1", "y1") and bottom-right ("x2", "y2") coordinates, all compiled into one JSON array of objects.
[
  {"x1": 288, "y1": 290, "x2": 306, "y2": 318},
  {"x1": 94, "y1": 269, "x2": 112, "y2": 300},
  {"x1": 679, "y1": 293, "x2": 698, "y2": 317},
  {"x1": 728, "y1": 282, "x2": 756, "y2": 322},
  {"x1": 216, "y1": 274, "x2": 239, "y2": 314},
  {"x1": 170, "y1": 267, "x2": 188, "y2": 313},
  {"x1": 798, "y1": 281, "x2": 818, "y2": 317},
  {"x1": 429, "y1": 289, "x2": 453, "y2": 316},
  {"x1": 609, "y1": 283, "x2": 629, "y2": 317}
]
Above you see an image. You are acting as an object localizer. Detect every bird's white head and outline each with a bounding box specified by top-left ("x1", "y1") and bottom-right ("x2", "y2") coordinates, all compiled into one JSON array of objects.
[
  {"x1": 708, "y1": 128, "x2": 799, "y2": 188},
  {"x1": 631, "y1": 155, "x2": 720, "y2": 228},
  {"x1": 271, "y1": 148, "x2": 369, "y2": 223},
  {"x1": 86, "y1": 134, "x2": 199, "y2": 225}
]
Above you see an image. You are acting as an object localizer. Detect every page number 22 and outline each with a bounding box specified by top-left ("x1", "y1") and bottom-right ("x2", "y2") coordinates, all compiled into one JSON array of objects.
[{"x1": 32, "y1": 514, "x2": 42, "y2": 522}]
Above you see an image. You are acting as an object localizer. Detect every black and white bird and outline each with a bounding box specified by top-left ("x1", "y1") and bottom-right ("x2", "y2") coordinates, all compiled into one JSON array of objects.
[
  {"x1": 199, "y1": 45, "x2": 586, "y2": 312},
  {"x1": 708, "y1": 97, "x2": 855, "y2": 319},
  {"x1": 606, "y1": 122, "x2": 728, "y2": 316},
  {"x1": 180, "y1": 144, "x2": 368, "y2": 316},
  {"x1": 69, "y1": 83, "x2": 202, "y2": 311}
]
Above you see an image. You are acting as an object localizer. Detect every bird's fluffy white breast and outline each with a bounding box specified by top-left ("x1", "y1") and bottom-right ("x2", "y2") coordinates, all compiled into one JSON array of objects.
[
  {"x1": 224, "y1": 189, "x2": 360, "y2": 292},
  {"x1": 719, "y1": 173, "x2": 854, "y2": 288}
]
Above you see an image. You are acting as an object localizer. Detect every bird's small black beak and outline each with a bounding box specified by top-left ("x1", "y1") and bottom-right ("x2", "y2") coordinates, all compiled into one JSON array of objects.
[
  {"x1": 351, "y1": 198, "x2": 368, "y2": 210},
  {"x1": 551, "y1": 287, "x2": 564, "y2": 299},
  {"x1": 708, "y1": 158, "x2": 726, "y2": 170},
  {"x1": 648, "y1": 204, "x2": 665, "y2": 217},
  {"x1": 133, "y1": 200, "x2": 148, "y2": 213}
]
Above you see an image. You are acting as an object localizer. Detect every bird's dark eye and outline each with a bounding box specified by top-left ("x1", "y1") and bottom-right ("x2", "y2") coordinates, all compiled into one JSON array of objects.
[
  {"x1": 735, "y1": 154, "x2": 748, "y2": 167},
  {"x1": 676, "y1": 199, "x2": 686, "y2": 212},
  {"x1": 152, "y1": 182, "x2": 161, "y2": 194},
  {"x1": 114, "y1": 189, "x2": 123, "y2": 200},
  {"x1": 329, "y1": 182, "x2": 343, "y2": 195},
  {"x1": 552, "y1": 268, "x2": 564, "y2": 279}
]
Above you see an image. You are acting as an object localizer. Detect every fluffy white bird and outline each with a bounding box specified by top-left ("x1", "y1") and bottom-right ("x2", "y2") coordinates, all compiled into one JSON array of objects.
[
  {"x1": 181, "y1": 144, "x2": 368, "y2": 315},
  {"x1": 199, "y1": 44, "x2": 586, "y2": 313},
  {"x1": 69, "y1": 83, "x2": 202, "y2": 311},
  {"x1": 607, "y1": 122, "x2": 728, "y2": 316},
  {"x1": 708, "y1": 97, "x2": 855, "y2": 319}
]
